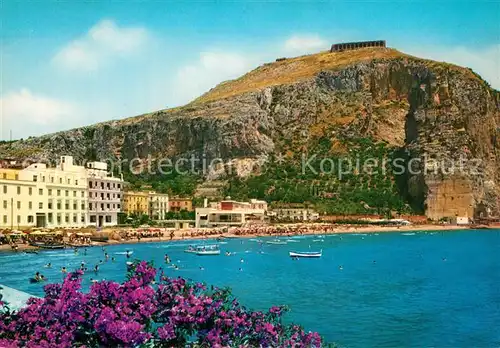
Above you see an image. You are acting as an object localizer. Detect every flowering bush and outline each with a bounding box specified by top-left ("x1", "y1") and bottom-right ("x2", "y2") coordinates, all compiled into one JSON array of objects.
[{"x1": 0, "y1": 261, "x2": 323, "y2": 347}]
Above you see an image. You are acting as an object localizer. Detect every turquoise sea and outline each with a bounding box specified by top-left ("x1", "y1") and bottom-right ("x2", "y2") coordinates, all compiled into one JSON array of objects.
[{"x1": 1, "y1": 229, "x2": 499, "y2": 347}]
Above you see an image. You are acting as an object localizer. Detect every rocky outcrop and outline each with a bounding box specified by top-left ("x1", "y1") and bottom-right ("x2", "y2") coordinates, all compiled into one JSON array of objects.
[{"x1": 1, "y1": 48, "x2": 499, "y2": 219}]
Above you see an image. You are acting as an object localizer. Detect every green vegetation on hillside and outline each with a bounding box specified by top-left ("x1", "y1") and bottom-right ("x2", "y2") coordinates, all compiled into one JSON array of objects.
[{"x1": 224, "y1": 136, "x2": 416, "y2": 215}]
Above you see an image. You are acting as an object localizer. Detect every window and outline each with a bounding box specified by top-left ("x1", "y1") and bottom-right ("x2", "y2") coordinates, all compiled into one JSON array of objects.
[
  {"x1": 65, "y1": 214, "x2": 69, "y2": 223},
  {"x1": 117, "y1": 194, "x2": 120, "y2": 199},
  {"x1": 48, "y1": 213, "x2": 53, "y2": 223},
  {"x1": 107, "y1": 204, "x2": 110, "y2": 209},
  {"x1": 28, "y1": 215, "x2": 34, "y2": 223},
  {"x1": 89, "y1": 181, "x2": 93, "y2": 188},
  {"x1": 107, "y1": 183, "x2": 110, "y2": 189},
  {"x1": 2, "y1": 200, "x2": 6, "y2": 209},
  {"x1": 15, "y1": 174, "x2": 19, "y2": 180},
  {"x1": 39, "y1": 202, "x2": 43, "y2": 209},
  {"x1": 107, "y1": 193, "x2": 110, "y2": 199},
  {"x1": 75, "y1": 180, "x2": 78, "y2": 185},
  {"x1": 88, "y1": 203, "x2": 93, "y2": 210},
  {"x1": 105, "y1": 216, "x2": 112, "y2": 223},
  {"x1": 117, "y1": 204, "x2": 120, "y2": 209},
  {"x1": 90, "y1": 215, "x2": 97, "y2": 223},
  {"x1": 57, "y1": 214, "x2": 61, "y2": 224},
  {"x1": 81, "y1": 203, "x2": 85, "y2": 211},
  {"x1": 101, "y1": 203, "x2": 104, "y2": 210},
  {"x1": 39, "y1": 188, "x2": 43, "y2": 195},
  {"x1": 73, "y1": 202, "x2": 77, "y2": 210},
  {"x1": 65, "y1": 201, "x2": 69, "y2": 210},
  {"x1": 73, "y1": 215, "x2": 77, "y2": 223},
  {"x1": 50, "y1": 177, "x2": 54, "y2": 183},
  {"x1": 57, "y1": 201, "x2": 61, "y2": 210},
  {"x1": 117, "y1": 184, "x2": 121, "y2": 189},
  {"x1": 59, "y1": 178, "x2": 62, "y2": 184},
  {"x1": 42, "y1": 176, "x2": 45, "y2": 182},
  {"x1": 17, "y1": 215, "x2": 20, "y2": 224},
  {"x1": 17, "y1": 186, "x2": 21, "y2": 194},
  {"x1": 48, "y1": 189, "x2": 52, "y2": 196},
  {"x1": 33, "y1": 175, "x2": 37, "y2": 182},
  {"x1": 16, "y1": 201, "x2": 20, "y2": 209},
  {"x1": 57, "y1": 189, "x2": 61, "y2": 196},
  {"x1": 81, "y1": 191, "x2": 84, "y2": 198},
  {"x1": 67, "y1": 179, "x2": 71, "y2": 185},
  {"x1": 29, "y1": 201, "x2": 32, "y2": 209},
  {"x1": 73, "y1": 191, "x2": 76, "y2": 197},
  {"x1": 48, "y1": 201, "x2": 53, "y2": 210},
  {"x1": 2, "y1": 186, "x2": 6, "y2": 194},
  {"x1": 3, "y1": 215, "x2": 7, "y2": 223},
  {"x1": 65, "y1": 190, "x2": 69, "y2": 197}
]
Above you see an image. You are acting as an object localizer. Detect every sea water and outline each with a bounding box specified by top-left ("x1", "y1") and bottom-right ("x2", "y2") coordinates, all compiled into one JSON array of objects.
[{"x1": 0, "y1": 229, "x2": 499, "y2": 347}]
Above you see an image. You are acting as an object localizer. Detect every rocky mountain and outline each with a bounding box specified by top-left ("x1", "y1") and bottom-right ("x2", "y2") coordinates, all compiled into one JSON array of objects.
[{"x1": 1, "y1": 47, "x2": 499, "y2": 219}]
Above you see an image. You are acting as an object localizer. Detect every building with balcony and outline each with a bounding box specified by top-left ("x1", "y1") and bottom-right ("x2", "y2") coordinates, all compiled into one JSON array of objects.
[
  {"x1": 169, "y1": 197, "x2": 193, "y2": 212},
  {"x1": 86, "y1": 161, "x2": 123, "y2": 227},
  {"x1": 1, "y1": 156, "x2": 89, "y2": 229},
  {"x1": 123, "y1": 191, "x2": 149, "y2": 215},
  {"x1": 195, "y1": 197, "x2": 268, "y2": 228},
  {"x1": 148, "y1": 191, "x2": 169, "y2": 220},
  {"x1": 269, "y1": 203, "x2": 319, "y2": 222}
]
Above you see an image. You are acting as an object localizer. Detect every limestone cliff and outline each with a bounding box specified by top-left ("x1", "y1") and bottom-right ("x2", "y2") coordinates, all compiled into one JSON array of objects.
[{"x1": 1, "y1": 47, "x2": 499, "y2": 219}]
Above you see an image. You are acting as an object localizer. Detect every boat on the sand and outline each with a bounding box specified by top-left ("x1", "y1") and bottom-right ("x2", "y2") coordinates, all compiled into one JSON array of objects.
[{"x1": 289, "y1": 250, "x2": 322, "y2": 258}]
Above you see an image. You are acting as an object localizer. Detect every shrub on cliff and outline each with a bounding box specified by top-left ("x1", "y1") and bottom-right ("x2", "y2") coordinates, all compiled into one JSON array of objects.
[{"x1": 0, "y1": 261, "x2": 323, "y2": 347}]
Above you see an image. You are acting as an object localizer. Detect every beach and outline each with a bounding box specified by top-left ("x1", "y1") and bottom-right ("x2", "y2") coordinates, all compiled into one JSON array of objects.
[{"x1": 0, "y1": 223, "x2": 479, "y2": 252}]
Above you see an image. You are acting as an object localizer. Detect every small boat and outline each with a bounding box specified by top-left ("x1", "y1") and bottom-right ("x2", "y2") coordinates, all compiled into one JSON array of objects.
[
  {"x1": 289, "y1": 250, "x2": 322, "y2": 258},
  {"x1": 266, "y1": 239, "x2": 287, "y2": 245},
  {"x1": 195, "y1": 244, "x2": 220, "y2": 256},
  {"x1": 24, "y1": 250, "x2": 39, "y2": 254}
]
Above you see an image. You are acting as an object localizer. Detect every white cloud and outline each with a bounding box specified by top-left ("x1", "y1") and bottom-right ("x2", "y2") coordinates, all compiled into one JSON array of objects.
[
  {"x1": 404, "y1": 44, "x2": 500, "y2": 89},
  {"x1": 0, "y1": 89, "x2": 76, "y2": 139},
  {"x1": 52, "y1": 19, "x2": 149, "y2": 71},
  {"x1": 170, "y1": 51, "x2": 255, "y2": 105},
  {"x1": 284, "y1": 35, "x2": 328, "y2": 55}
]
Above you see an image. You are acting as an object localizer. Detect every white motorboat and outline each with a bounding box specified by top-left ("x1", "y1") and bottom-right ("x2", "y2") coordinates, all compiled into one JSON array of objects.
[
  {"x1": 185, "y1": 244, "x2": 221, "y2": 256},
  {"x1": 266, "y1": 239, "x2": 287, "y2": 245},
  {"x1": 289, "y1": 250, "x2": 322, "y2": 258}
]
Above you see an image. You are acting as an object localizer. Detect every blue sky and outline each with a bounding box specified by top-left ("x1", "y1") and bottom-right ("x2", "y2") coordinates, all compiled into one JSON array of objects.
[{"x1": 1, "y1": 0, "x2": 499, "y2": 140}]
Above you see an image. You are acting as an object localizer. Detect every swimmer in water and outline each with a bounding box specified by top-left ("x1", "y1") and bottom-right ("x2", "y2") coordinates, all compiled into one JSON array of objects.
[
  {"x1": 339, "y1": 265, "x2": 343, "y2": 270},
  {"x1": 199, "y1": 266, "x2": 204, "y2": 271},
  {"x1": 111, "y1": 257, "x2": 115, "y2": 262},
  {"x1": 61, "y1": 267, "x2": 67, "y2": 273},
  {"x1": 238, "y1": 268, "x2": 243, "y2": 271},
  {"x1": 126, "y1": 250, "x2": 131, "y2": 258},
  {"x1": 99, "y1": 260, "x2": 103, "y2": 264},
  {"x1": 44, "y1": 263, "x2": 51, "y2": 268},
  {"x1": 94, "y1": 265, "x2": 99, "y2": 273},
  {"x1": 90, "y1": 278, "x2": 98, "y2": 283},
  {"x1": 240, "y1": 258, "x2": 244, "y2": 263},
  {"x1": 34, "y1": 272, "x2": 41, "y2": 281}
]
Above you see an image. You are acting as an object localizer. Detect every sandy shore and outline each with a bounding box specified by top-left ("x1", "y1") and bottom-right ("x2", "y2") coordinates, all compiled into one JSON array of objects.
[{"x1": 1, "y1": 223, "x2": 492, "y2": 253}]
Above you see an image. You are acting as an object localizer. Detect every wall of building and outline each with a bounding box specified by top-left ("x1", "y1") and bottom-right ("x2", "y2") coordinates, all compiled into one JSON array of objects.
[{"x1": 169, "y1": 199, "x2": 193, "y2": 212}]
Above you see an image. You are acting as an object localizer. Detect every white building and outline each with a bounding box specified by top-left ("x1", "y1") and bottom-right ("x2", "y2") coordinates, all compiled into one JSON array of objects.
[
  {"x1": 86, "y1": 161, "x2": 124, "y2": 227},
  {"x1": 195, "y1": 198, "x2": 268, "y2": 228},
  {"x1": 14, "y1": 156, "x2": 88, "y2": 228},
  {"x1": 148, "y1": 191, "x2": 169, "y2": 220},
  {"x1": 270, "y1": 205, "x2": 319, "y2": 221}
]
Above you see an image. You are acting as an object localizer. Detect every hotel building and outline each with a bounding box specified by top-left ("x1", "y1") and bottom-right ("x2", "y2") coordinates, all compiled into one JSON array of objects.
[
  {"x1": 86, "y1": 161, "x2": 123, "y2": 227},
  {"x1": 123, "y1": 191, "x2": 169, "y2": 220},
  {"x1": 148, "y1": 191, "x2": 169, "y2": 220},
  {"x1": 1, "y1": 156, "x2": 88, "y2": 229},
  {"x1": 195, "y1": 198, "x2": 268, "y2": 228},
  {"x1": 123, "y1": 191, "x2": 149, "y2": 215}
]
